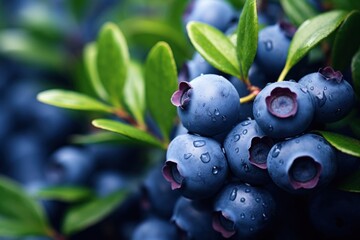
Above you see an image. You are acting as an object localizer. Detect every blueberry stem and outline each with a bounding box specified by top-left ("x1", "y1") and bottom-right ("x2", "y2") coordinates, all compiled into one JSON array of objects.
[{"x1": 240, "y1": 85, "x2": 261, "y2": 103}]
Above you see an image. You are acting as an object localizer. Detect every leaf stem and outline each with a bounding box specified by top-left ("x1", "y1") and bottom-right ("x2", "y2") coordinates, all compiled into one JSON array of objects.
[
  {"x1": 114, "y1": 108, "x2": 146, "y2": 131},
  {"x1": 240, "y1": 85, "x2": 261, "y2": 104}
]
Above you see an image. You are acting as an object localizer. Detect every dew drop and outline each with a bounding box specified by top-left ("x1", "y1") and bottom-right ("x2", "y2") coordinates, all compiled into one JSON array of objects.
[
  {"x1": 235, "y1": 147, "x2": 239, "y2": 153},
  {"x1": 251, "y1": 215, "x2": 255, "y2": 220},
  {"x1": 295, "y1": 139, "x2": 300, "y2": 143},
  {"x1": 316, "y1": 91, "x2": 327, "y2": 107},
  {"x1": 222, "y1": 115, "x2": 227, "y2": 121},
  {"x1": 279, "y1": 159, "x2": 284, "y2": 165},
  {"x1": 243, "y1": 164, "x2": 250, "y2": 172},
  {"x1": 240, "y1": 213, "x2": 245, "y2": 219},
  {"x1": 300, "y1": 87, "x2": 308, "y2": 93},
  {"x1": 262, "y1": 202, "x2": 268, "y2": 207},
  {"x1": 193, "y1": 140, "x2": 206, "y2": 147},
  {"x1": 207, "y1": 110, "x2": 212, "y2": 116},
  {"x1": 233, "y1": 134, "x2": 241, "y2": 142},
  {"x1": 329, "y1": 94, "x2": 334, "y2": 101},
  {"x1": 335, "y1": 108, "x2": 342, "y2": 115},
  {"x1": 240, "y1": 197, "x2": 246, "y2": 203},
  {"x1": 310, "y1": 86, "x2": 314, "y2": 91},
  {"x1": 214, "y1": 109, "x2": 220, "y2": 116},
  {"x1": 255, "y1": 198, "x2": 260, "y2": 203},
  {"x1": 241, "y1": 120, "x2": 251, "y2": 126},
  {"x1": 184, "y1": 153, "x2": 192, "y2": 159},
  {"x1": 262, "y1": 213, "x2": 268, "y2": 221},
  {"x1": 200, "y1": 152, "x2": 211, "y2": 163},
  {"x1": 256, "y1": 111, "x2": 261, "y2": 118},
  {"x1": 324, "y1": 86, "x2": 327, "y2": 90},
  {"x1": 212, "y1": 117, "x2": 217, "y2": 122},
  {"x1": 212, "y1": 166, "x2": 219, "y2": 175},
  {"x1": 271, "y1": 144, "x2": 281, "y2": 158},
  {"x1": 317, "y1": 144, "x2": 322, "y2": 149},
  {"x1": 264, "y1": 40, "x2": 273, "y2": 51},
  {"x1": 268, "y1": 124, "x2": 274, "y2": 132},
  {"x1": 249, "y1": 227, "x2": 254, "y2": 232},
  {"x1": 229, "y1": 188, "x2": 237, "y2": 201},
  {"x1": 245, "y1": 188, "x2": 251, "y2": 193},
  {"x1": 242, "y1": 129, "x2": 248, "y2": 135}
]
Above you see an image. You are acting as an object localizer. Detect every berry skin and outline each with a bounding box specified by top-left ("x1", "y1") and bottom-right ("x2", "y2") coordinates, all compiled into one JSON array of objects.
[
  {"x1": 224, "y1": 119, "x2": 273, "y2": 185},
  {"x1": 267, "y1": 133, "x2": 337, "y2": 194},
  {"x1": 212, "y1": 182, "x2": 276, "y2": 239},
  {"x1": 163, "y1": 133, "x2": 228, "y2": 200},
  {"x1": 253, "y1": 80, "x2": 315, "y2": 139},
  {"x1": 131, "y1": 217, "x2": 179, "y2": 240},
  {"x1": 171, "y1": 197, "x2": 223, "y2": 240},
  {"x1": 298, "y1": 66, "x2": 355, "y2": 123},
  {"x1": 255, "y1": 22, "x2": 296, "y2": 78},
  {"x1": 171, "y1": 74, "x2": 241, "y2": 137},
  {"x1": 183, "y1": 0, "x2": 238, "y2": 32}
]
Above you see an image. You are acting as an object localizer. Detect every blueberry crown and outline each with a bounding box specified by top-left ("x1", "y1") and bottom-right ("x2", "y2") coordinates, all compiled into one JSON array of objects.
[
  {"x1": 279, "y1": 20, "x2": 297, "y2": 38},
  {"x1": 319, "y1": 66, "x2": 343, "y2": 83},
  {"x1": 171, "y1": 81, "x2": 193, "y2": 109}
]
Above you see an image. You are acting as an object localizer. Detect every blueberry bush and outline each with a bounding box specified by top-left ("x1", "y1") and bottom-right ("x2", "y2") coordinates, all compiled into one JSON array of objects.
[{"x1": 0, "y1": 0, "x2": 360, "y2": 239}]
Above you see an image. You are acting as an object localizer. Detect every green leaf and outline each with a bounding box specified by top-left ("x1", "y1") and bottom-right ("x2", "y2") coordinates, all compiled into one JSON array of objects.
[
  {"x1": 62, "y1": 190, "x2": 129, "y2": 235},
  {"x1": 187, "y1": 21, "x2": 240, "y2": 78},
  {"x1": 280, "y1": 0, "x2": 318, "y2": 26},
  {"x1": 332, "y1": 10, "x2": 360, "y2": 71},
  {"x1": 83, "y1": 42, "x2": 109, "y2": 101},
  {"x1": 37, "y1": 89, "x2": 113, "y2": 113},
  {"x1": 328, "y1": 0, "x2": 360, "y2": 11},
  {"x1": 123, "y1": 61, "x2": 146, "y2": 127},
  {"x1": 92, "y1": 119, "x2": 165, "y2": 149},
  {"x1": 337, "y1": 170, "x2": 360, "y2": 193},
  {"x1": 236, "y1": 0, "x2": 258, "y2": 80},
  {"x1": 278, "y1": 10, "x2": 348, "y2": 81},
  {"x1": 35, "y1": 186, "x2": 93, "y2": 202},
  {"x1": 316, "y1": 131, "x2": 360, "y2": 157},
  {"x1": 71, "y1": 132, "x2": 137, "y2": 145},
  {"x1": 351, "y1": 47, "x2": 360, "y2": 98},
  {"x1": 96, "y1": 22, "x2": 130, "y2": 107},
  {"x1": 145, "y1": 42, "x2": 178, "y2": 143},
  {"x1": 0, "y1": 176, "x2": 51, "y2": 237}
]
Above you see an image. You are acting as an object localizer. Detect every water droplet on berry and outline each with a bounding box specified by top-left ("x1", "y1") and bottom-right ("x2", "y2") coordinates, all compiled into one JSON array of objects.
[
  {"x1": 324, "y1": 86, "x2": 327, "y2": 90},
  {"x1": 279, "y1": 159, "x2": 284, "y2": 165},
  {"x1": 222, "y1": 115, "x2": 227, "y2": 121},
  {"x1": 242, "y1": 129, "x2": 248, "y2": 135},
  {"x1": 243, "y1": 164, "x2": 250, "y2": 172},
  {"x1": 212, "y1": 166, "x2": 219, "y2": 175},
  {"x1": 212, "y1": 117, "x2": 217, "y2": 122},
  {"x1": 240, "y1": 197, "x2": 246, "y2": 203},
  {"x1": 335, "y1": 108, "x2": 342, "y2": 115},
  {"x1": 229, "y1": 188, "x2": 237, "y2": 201},
  {"x1": 263, "y1": 213, "x2": 268, "y2": 221},
  {"x1": 234, "y1": 134, "x2": 240, "y2": 142},
  {"x1": 207, "y1": 110, "x2": 212, "y2": 116},
  {"x1": 268, "y1": 124, "x2": 274, "y2": 132},
  {"x1": 300, "y1": 87, "x2": 308, "y2": 93},
  {"x1": 184, "y1": 153, "x2": 192, "y2": 159},
  {"x1": 249, "y1": 227, "x2": 254, "y2": 232},
  {"x1": 272, "y1": 145, "x2": 281, "y2": 158},
  {"x1": 251, "y1": 215, "x2": 255, "y2": 220},
  {"x1": 245, "y1": 188, "x2": 251, "y2": 193},
  {"x1": 214, "y1": 109, "x2": 220, "y2": 116},
  {"x1": 264, "y1": 40, "x2": 273, "y2": 51},
  {"x1": 240, "y1": 213, "x2": 245, "y2": 219},
  {"x1": 317, "y1": 144, "x2": 321, "y2": 149},
  {"x1": 235, "y1": 147, "x2": 239, "y2": 153},
  {"x1": 316, "y1": 91, "x2": 327, "y2": 107},
  {"x1": 193, "y1": 140, "x2": 206, "y2": 147},
  {"x1": 295, "y1": 139, "x2": 300, "y2": 143},
  {"x1": 241, "y1": 120, "x2": 251, "y2": 126},
  {"x1": 256, "y1": 111, "x2": 261, "y2": 118},
  {"x1": 310, "y1": 86, "x2": 314, "y2": 90},
  {"x1": 200, "y1": 152, "x2": 211, "y2": 163},
  {"x1": 255, "y1": 198, "x2": 260, "y2": 203},
  {"x1": 329, "y1": 94, "x2": 334, "y2": 101}
]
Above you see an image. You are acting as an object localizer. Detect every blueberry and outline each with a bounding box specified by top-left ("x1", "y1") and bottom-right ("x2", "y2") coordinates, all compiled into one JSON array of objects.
[
  {"x1": 183, "y1": 0, "x2": 238, "y2": 32},
  {"x1": 267, "y1": 133, "x2": 337, "y2": 194},
  {"x1": 46, "y1": 146, "x2": 95, "y2": 186},
  {"x1": 253, "y1": 80, "x2": 315, "y2": 139},
  {"x1": 92, "y1": 170, "x2": 128, "y2": 197},
  {"x1": 298, "y1": 66, "x2": 355, "y2": 123},
  {"x1": 255, "y1": 21, "x2": 296, "y2": 78},
  {"x1": 171, "y1": 74, "x2": 241, "y2": 137},
  {"x1": 131, "y1": 217, "x2": 179, "y2": 240},
  {"x1": 163, "y1": 133, "x2": 228, "y2": 199},
  {"x1": 224, "y1": 119, "x2": 274, "y2": 185},
  {"x1": 213, "y1": 182, "x2": 276, "y2": 239},
  {"x1": 171, "y1": 196, "x2": 223, "y2": 240}
]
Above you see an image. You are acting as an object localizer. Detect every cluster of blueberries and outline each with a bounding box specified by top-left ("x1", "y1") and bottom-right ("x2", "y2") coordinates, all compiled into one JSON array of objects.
[{"x1": 148, "y1": 0, "x2": 360, "y2": 239}]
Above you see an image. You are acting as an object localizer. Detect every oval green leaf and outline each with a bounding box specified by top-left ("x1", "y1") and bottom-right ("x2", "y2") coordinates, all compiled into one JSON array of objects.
[
  {"x1": 62, "y1": 190, "x2": 129, "y2": 235},
  {"x1": 187, "y1": 21, "x2": 240, "y2": 78},
  {"x1": 236, "y1": 0, "x2": 258, "y2": 80},
  {"x1": 96, "y1": 22, "x2": 129, "y2": 107},
  {"x1": 123, "y1": 61, "x2": 146, "y2": 127},
  {"x1": 71, "y1": 132, "x2": 138, "y2": 145},
  {"x1": 92, "y1": 119, "x2": 165, "y2": 149},
  {"x1": 351, "y1": 47, "x2": 360, "y2": 98},
  {"x1": 145, "y1": 42, "x2": 178, "y2": 143},
  {"x1": 83, "y1": 42, "x2": 109, "y2": 101},
  {"x1": 37, "y1": 89, "x2": 113, "y2": 113},
  {"x1": 278, "y1": 10, "x2": 348, "y2": 81},
  {"x1": 280, "y1": 0, "x2": 318, "y2": 26},
  {"x1": 316, "y1": 131, "x2": 360, "y2": 157},
  {"x1": 35, "y1": 186, "x2": 93, "y2": 202},
  {"x1": 337, "y1": 170, "x2": 360, "y2": 193},
  {"x1": 0, "y1": 176, "x2": 51, "y2": 237},
  {"x1": 332, "y1": 10, "x2": 360, "y2": 71}
]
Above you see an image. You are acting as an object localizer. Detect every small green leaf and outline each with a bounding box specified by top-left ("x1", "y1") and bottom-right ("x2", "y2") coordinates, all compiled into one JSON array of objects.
[
  {"x1": 332, "y1": 11, "x2": 360, "y2": 71},
  {"x1": 145, "y1": 42, "x2": 178, "y2": 143},
  {"x1": 71, "y1": 132, "x2": 137, "y2": 145},
  {"x1": 351, "y1": 47, "x2": 360, "y2": 98},
  {"x1": 236, "y1": 0, "x2": 258, "y2": 80},
  {"x1": 0, "y1": 176, "x2": 51, "y2": 237},
  {"x1": 96, "y1": 22, "x2": 130, "y2": 107},
  {"x1": 123, "y1": 61, "x2": 146, "y2": 127},
  {"x1": 37, "y1": 89, "x2": 113, "y2": 113},
  {"x1": 62, "y1": 190, "x2": 129, "y2": 235},
  {"x1": 280, "y1": 0, "x2": 318, "y2": 26},
  {"x1": 337, "y1": 170, "x2": 360, "y2": 193},
  {"x1": 278, "y1": 10, "x2": 348, "y2": 81},
  {"x1": 35, "y1": 186, "x2": 93, "y2": 202},
  {"x1": 316, "y1": 131, "x2": 360, "y2": 157},
  {"x1": 187, "y1": 21, "x2": 240, "y2": 78},
  {"x1": 92, "y1": 119, "x2": 165, "y2": 149},
  {"x1": 83, "y1": 42, "x2": 109, "y2": 101}
]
